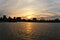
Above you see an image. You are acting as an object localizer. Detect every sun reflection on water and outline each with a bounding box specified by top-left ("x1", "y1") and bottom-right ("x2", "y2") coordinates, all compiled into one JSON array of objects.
[
  {"x1": 24, "y1": 22, "x2": 33, "y2": 40},
  {"x1": 26, "y1": 23, "x2": 33, "y2": 34}
]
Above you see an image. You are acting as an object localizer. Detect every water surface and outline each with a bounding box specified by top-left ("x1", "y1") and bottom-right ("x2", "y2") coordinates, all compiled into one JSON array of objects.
[{"x1": 0, "y1": 22, "x2": 60, "y2": 40}]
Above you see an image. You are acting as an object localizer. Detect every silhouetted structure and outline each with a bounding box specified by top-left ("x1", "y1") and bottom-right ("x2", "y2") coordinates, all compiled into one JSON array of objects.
[
  {"x1": 0, "y1": 15, "x2": 60, "y2": 23},
  {"x1": 8, "y1": 16, "x2": 12, "y2": 22},
  {"x1": 16, "y1": 17, "x2": 21, "y2": 22},
  {"x1": 32, "y1": 18, "x2": 37, "y2": 22},
  {"x1": 2, "y1": 15, "x2": 7, "y2": 22}
]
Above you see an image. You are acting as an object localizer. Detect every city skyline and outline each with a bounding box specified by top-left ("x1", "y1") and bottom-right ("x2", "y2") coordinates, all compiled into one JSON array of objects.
[{"x1": 0, "y1": 15, "x2": 60, "y2": 22}]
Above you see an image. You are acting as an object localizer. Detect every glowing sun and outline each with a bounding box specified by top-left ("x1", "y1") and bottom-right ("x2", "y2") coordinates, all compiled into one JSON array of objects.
[{"x1": 27, "y1": 16, "x2": 32, "y2": 19}]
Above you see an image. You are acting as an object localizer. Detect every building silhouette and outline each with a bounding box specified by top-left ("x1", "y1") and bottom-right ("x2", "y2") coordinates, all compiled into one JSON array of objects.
[
  {"x1": 32, "y1": 18, "x2": 37, "y2": 22},
  {"x1": 2, "y1": 15, "x2": 7, "y2": 22},
  {"x1": 0, "y1": 15, "x2": 60, "y2": 22},
  {"x1": 16, "y1": 17, "x2": 21, "y2": 22}
]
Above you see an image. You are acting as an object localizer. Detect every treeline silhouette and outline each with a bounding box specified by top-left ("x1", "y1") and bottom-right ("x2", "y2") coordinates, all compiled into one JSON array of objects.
[{"x1": 0, "y1": 15, "x2": 60, "y2": 22}]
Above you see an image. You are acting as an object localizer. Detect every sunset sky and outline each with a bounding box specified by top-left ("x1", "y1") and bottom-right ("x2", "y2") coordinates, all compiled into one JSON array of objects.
[{"x1": 0, "y1": 0, "x2": 60, "y2": 19}]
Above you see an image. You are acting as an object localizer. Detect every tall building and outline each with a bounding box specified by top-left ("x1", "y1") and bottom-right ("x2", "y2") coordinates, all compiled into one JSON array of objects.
[
  {"x1": 16, "y1": 17, "x2": 21, "y2": 21},
  {"x1": 32, "y1": 18, "x2": 37, "y2": 21},
  {"x1": 2, "y1": 15, "x2": 7, "y2": 22}
]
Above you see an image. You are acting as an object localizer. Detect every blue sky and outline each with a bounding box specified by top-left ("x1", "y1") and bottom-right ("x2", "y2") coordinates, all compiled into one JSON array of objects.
[{"x1": 0, "y1": 0, "x2": 60, "y2": 19}]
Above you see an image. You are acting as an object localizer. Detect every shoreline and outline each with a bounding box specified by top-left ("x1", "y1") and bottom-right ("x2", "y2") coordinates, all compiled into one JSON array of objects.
[{"x1": 0, "y1": 21, "x2": 60, "y2": 23}]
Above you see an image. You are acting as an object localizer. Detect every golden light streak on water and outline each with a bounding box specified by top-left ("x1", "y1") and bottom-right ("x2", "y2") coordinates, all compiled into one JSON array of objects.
[{"x1": 26, "y1": 23, "x2": 32, "y2": 34}]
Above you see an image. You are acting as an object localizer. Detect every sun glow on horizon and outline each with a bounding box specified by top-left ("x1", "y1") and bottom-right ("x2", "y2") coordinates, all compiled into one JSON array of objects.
[
  {"x1": 22, "y1": 7, "x2": 35, "y2": 19},
  {"x1": 27, "y1": 16, "x2": 32, "y2": 19}
]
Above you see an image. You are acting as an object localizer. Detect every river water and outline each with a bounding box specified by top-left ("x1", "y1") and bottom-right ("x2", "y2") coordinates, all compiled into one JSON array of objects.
[{"x1": 0, "y1": 22, "x2": 60, "y2": 40}]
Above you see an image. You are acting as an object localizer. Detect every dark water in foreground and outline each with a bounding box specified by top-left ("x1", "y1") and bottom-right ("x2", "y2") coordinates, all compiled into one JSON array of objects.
[{"x1": 0, "y1": 22, "x2": 60, "y2": 40}]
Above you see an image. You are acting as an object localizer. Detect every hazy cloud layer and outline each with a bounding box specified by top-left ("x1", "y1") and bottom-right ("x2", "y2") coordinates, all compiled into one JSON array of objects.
[{"x1": 0, "y1": 0, "x2": 60, "y2": 18}]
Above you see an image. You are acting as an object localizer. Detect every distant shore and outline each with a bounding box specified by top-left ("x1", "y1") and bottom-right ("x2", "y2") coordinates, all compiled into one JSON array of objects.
[
  {"x1": 0, "y1": 15, "x2": 60, "y2": 23},
  {"x1": 0, "y1": 21, "x2": 60, "y2": 23}
]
